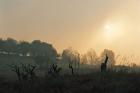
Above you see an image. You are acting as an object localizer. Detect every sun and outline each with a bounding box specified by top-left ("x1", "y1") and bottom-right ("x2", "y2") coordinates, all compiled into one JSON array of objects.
[
  {"x1": 102, "y1": 21, "x2": 125, "y2": 43},
  {"x1": 105, "y1": 25, "x2": 111, "y2": 30},
  {"x1": 105, "y1": 24, "x2": 114, "y2": 33},
  {"x1": 103, "y1": 23, "x2": 122, "y2": 41}
]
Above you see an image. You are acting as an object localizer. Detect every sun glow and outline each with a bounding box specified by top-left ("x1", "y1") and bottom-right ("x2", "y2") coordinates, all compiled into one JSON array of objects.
[
  {"x1": 105, "y1": 24, "x2": 114, "y2": 33},
  {"x1": 105, "y1": 25, "x2": 111, "y2": 30},
  {"x1": 103, "y1": 21, "x2": 125, "y2": 42}
]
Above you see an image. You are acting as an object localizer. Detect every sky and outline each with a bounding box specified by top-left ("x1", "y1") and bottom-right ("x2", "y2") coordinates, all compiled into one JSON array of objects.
[{"x1": 1, "y1": 0, "x2": 140, "y2": 60}]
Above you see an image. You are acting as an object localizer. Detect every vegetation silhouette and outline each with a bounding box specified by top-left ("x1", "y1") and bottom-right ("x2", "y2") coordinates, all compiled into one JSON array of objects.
[
  {"x1": 48, "y1": 64, "x2": 62, "y2": 77},
  {"x1": 8, "y1": 63, "x2": 37, "y2": 81},
  {"x1": 101, "y1": 54, "x2": 109, "y2": 73},
  {"x1": 0, "y1": 38, "x2": 140, "y2": 93}
]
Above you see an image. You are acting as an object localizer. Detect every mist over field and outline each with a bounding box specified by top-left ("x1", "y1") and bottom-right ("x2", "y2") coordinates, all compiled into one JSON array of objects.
[
  {"x1": 0, "y1": 38, "x2": 139, "y2": 93},
  {"x1": 1, "y1": 0, "x2": 140, "y2": 93}
]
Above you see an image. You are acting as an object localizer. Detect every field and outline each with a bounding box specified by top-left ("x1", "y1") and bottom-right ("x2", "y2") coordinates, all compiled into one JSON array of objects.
[
  {"x1": 0, "y1": 55, "x2": 140, "y2": 93},
  {"x1": 0, "y1": 71, "x2": 140, "y2": 93}
]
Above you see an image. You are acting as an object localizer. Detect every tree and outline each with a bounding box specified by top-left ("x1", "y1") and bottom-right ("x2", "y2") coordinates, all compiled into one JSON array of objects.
[
  {"x1": 100, "y1": 49, "x2": 116, "y2": 68},
  {"x1": 0, "y1": 38, "x2": 5, "y2": 52},
  {"x1": 86, "y1": 49, "x2": 98, "y2": 65},
  {"x1": 3, "y1": 38, "x2": 18, "y2": 54},
  {"x1": 31, "y1": 40, "x2": 57, "y2": 58},
  {"x1": 81, "y1": 54, "x2": 88, "y2": 64},
  {"x1": 62, "y1": 48, "x2": 72, "y2": 64},
  {"x1": 30, "y1": 40, "x2": 58, "y2": 70},
  {"x1": 18, "y1": 41, "x2": 30, "y2": 56},
  {"x1": 31, "y1": 40, "x2": 43, "y2": 56},
  {"x1": 62, "y1": 47, "x2": 80, "y2": 68}
]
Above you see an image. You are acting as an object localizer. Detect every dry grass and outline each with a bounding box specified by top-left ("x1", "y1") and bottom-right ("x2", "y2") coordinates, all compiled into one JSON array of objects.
[{"x1": 0, "y1": 71, "x2": 140, "y2": 93}]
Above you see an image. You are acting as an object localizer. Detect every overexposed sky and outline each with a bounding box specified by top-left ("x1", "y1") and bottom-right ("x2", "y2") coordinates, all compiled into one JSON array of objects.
[{"x1": 1, "y1": 0, "x2": 140, "y2": 59}]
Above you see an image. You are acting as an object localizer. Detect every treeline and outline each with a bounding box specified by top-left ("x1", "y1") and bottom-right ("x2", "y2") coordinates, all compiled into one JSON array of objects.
[
  {"x1": 0, "y1": 38, "x2": 116, "y2": 68},
  {"x1": 0, "y1": 38, "x2": 57, "y2": 58},
  {"x1": 61, "y1": 48, "x2": 116, "y2": 68}
]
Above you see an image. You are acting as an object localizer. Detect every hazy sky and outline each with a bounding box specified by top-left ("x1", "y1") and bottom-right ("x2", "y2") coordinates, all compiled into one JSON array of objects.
[{"x1": 1, "y1": 0, "x2": 140, "y2": 58}]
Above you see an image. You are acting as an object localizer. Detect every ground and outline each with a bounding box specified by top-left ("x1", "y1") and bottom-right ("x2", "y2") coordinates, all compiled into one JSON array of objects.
[{"x1": 0, "y1": 71, "x2": 140, "y2": 93}]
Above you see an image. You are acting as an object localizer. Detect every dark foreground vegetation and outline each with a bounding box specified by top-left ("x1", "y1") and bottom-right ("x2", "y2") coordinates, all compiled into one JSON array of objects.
[
  {"x1": 0, "y1": 38, "x2": 140, "y2": 93},
  {"x1": 0, "y1": 71, "x2": 140, "y2": 93}
]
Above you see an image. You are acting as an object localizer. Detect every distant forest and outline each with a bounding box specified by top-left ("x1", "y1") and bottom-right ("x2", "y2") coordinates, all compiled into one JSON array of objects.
[
  {"x1": 0, "y1": 38, "x2": 57, "y2": 57},
  {"x1": 0, "y1": 38, "x2": 117, "y2": 68},
  {"x1": 0, "y1": 38, "x2": 138, "y2": 92}
]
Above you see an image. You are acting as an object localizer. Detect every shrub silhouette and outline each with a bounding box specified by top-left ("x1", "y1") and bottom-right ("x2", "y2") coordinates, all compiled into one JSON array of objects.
[
  {"x1": 101, "y1": 54, "x2": 109, "y2": 73},
  {"x1": 9, "y1": 63, "x2": 37, "y2": 81},
  {"x1": 9, "y1": 64, "x2": 22, "y2": 81},
  {"x1": 21, "y1": 64, "x2": 37, "y2": 80},
  {"x1": 48, "y1": 64, "x2": 62, "y2": 77},
  {"x1": 69, "y1": 64, "x2": 74, "y2": 75}
]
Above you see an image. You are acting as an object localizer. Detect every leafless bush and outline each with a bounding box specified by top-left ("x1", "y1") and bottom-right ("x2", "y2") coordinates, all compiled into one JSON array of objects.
[
  {"x1": 48, "y1": 64, "x2": 62, "y2": 76},
  {"x1": 9, "y1": 63, "x2": 37, "y2": 81}
]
